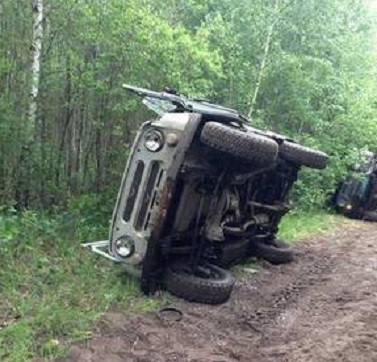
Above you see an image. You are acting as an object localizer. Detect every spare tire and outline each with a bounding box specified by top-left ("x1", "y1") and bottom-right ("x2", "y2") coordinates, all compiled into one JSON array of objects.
[
  {"x1": 201, "y1": 122, "x2": 278, "y2": 165},
  {"x1": 280, "y1": 141, "x2": 328, "y2": 169},
  {"x1": 164, "y1": 262, "x2": 235, "y2": 304}
]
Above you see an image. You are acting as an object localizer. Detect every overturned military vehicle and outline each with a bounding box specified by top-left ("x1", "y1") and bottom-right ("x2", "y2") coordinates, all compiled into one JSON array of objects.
[{"x1": 85, "y1": 85, "x2": 329, "y2": 304}]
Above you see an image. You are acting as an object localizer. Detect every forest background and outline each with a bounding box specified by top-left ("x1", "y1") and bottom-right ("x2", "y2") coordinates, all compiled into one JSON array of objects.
[{"x1": 1, "y1": 0, "x2": 377, "y2": 222}]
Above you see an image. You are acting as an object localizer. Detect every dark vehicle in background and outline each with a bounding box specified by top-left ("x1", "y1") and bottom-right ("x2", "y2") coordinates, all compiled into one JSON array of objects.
[
  {"x1": 85, "y1": 85, "x2": 329, "y2": 304},
  {"x1": 333, "y1": 150, "x2": 377, "y2": 221}
]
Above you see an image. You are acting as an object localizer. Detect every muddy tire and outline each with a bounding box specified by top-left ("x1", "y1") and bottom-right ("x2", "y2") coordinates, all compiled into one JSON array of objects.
[
  {"x1": 201, "y1": 122, "x2": 278, "y2": 165},
  {"x1": 219, "y1": 239, "x2": 250, "y2": 267},
  {"x1": 280, "y1": 141, "x2": 328, "y2": 169},
  {"x1": 164, "y1": 262, "x2": 235, "y2": 304},
  {"x1": 363, "y1": 211, "x2": 377, "y2": 222},
  {"x1": 252, "y1": 239, "x2": 294, "y2": 264}
]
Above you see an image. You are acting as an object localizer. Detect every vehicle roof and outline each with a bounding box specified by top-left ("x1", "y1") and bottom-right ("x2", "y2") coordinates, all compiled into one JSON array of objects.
[
  {"x1": 183, "y1": 100, "x2": 242, "y2": 121},
  {"x1": 123, "y1": 84, "x2": 244, "y2": 122}
]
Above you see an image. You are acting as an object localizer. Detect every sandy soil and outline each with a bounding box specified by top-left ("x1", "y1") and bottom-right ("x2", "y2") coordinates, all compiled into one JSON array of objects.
[{"x1": 57, "y1": 221, "x2": 377, "y2": 362}]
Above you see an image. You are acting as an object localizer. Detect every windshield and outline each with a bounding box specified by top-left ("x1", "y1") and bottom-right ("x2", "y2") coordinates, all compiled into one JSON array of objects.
[{"x1": 142, "y1": 96, "x2": 177, "y2": 116}]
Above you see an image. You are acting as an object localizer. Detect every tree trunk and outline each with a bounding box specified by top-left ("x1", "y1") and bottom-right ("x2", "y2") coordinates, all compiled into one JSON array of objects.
[
  {"x1": 28, "y1": 0, "x2": 43, "y2": 139},
  {"x1": 247, "y1": 0, "x2": 280, "y2": 119},
  {"x1": 15, "y1": 0, "x2": 44, "y2": 208},
  {"x1": 55, "y1": 54, "x2": 73, "y2": 187}
]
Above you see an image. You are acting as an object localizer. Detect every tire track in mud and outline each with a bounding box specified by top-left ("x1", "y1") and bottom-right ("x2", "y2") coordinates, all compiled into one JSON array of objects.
[
  {"x1": 236, "y1": 252, "x2": 335, "y2": 335},
  {"x1": 253, "y1": 226, "x2": 377, "y2": 362},
  {"x1": 57, "y1": 222, "x2": 377, "y2": 362}
]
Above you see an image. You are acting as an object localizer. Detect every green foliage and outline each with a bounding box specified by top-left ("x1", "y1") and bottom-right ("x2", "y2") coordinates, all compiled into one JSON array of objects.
[
  {"x1": 0, "y1": 213, "x2": 164, "y2": 362},
  {"x1": 1, "y1": 0, "x2": 377, "y2": 210},
  {"x1": 65, "y1": 192, "x2": 116, "y2": 241},
  {"x1": 278, "y1": 209, "x2": 348, "y2": 242}
]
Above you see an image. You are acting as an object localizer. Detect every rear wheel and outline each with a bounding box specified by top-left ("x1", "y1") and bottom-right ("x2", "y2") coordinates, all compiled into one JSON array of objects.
[
  {"x1": 219, "y1": 239, "x2": 250, "y2": 267},
  {"x1": 164, "y1": 262, "x2": 235, "y2": 304},
  {"x1": 280, "y1": 141, "x2": 328, "y2": 169},
  {"x1": 200, "y1": 122, "x2": 278, "y2": 165},
  {"x1": 252, "y1": 238, "x2": 294, "y2": 264}
]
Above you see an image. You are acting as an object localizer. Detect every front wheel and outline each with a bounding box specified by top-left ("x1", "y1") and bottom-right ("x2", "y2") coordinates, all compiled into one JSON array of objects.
[{"x1": 164, "y1": 262, "x2": 235, "y2": 304}]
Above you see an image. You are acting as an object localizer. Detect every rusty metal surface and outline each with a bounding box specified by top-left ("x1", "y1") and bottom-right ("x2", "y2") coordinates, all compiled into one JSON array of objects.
[{"x1": 141, "y1": 113, "x2": 202, "y2": 293}]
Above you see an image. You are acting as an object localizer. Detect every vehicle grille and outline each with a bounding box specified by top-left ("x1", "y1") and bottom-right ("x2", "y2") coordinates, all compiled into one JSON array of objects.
[
  {"x1": 135, "y1": 161, "x2": 161, "y2": 231},
  {"x1": 123, "y1": 161, "x2": 144, "y2": 222}
]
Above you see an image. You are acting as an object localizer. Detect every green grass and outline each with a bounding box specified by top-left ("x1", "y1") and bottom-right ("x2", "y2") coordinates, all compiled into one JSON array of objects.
[
  {"x1": 0, "y1": 211, "x2": 165, "y2": 362},
  {"x1": 0, "y1": 208, "x2": 348, "y2": 361},
  {"x1": 278, "y1": 209, "x2": 348, "y2": 242}
]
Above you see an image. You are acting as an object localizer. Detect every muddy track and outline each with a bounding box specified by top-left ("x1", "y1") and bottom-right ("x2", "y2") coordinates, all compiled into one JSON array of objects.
[{"x1": 58, "y1": 221, "x2": 377, "y2": 362}]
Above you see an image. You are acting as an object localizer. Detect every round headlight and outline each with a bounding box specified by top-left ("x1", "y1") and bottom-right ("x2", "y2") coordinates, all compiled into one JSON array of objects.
[
  {"x1": 144, "y1": 130, "x2": 164, "y2": 152},
  {"x1": 114, "y1": 236, "x2": 135, "y2": 258}
]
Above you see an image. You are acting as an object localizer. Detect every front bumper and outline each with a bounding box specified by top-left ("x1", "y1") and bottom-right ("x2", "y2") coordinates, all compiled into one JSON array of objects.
[{"x1": 82, "y1": 240, "x2": 141, "y2": 277}]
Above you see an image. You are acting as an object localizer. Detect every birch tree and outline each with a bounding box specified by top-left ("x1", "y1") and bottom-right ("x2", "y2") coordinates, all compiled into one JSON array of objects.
[
  {"x1": 28, "y1": 0, "x2": 43, "y2": 140},
  {"x1": 247, "y1": 0, "x2": 280, "y2": 119}
]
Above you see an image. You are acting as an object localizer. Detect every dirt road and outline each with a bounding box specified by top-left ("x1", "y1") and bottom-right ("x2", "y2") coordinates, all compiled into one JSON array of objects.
[{"x1": 59, "y1": 221, "x2": 377, "y2": 362}]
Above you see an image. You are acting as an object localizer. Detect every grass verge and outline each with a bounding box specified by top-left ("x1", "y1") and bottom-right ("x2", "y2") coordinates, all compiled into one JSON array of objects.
[
  {"x1": 0, "y1": 211, "x2": 167, "y2": 362},
  {"x1": 278, "y1": 209, "x2": 348, "y2": 242},
  {"x1": 0, "y1": 208, "x2": 347, "y2": 361}
]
